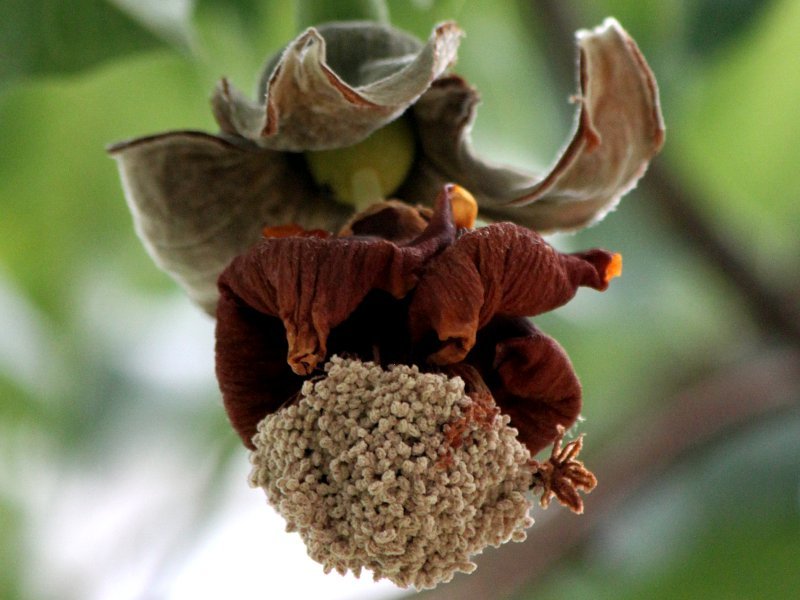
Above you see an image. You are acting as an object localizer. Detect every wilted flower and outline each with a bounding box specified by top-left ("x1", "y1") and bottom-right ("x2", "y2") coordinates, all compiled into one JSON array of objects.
[
  {"x1": 217, "y1": 185, "x2": 620, "y2": 451},
  {"x1": 108, "y1": 15, "x2": 663, "y2": 590},
  {"x1": 219, "y1": 185, "x2": 615, "y2": 586}
]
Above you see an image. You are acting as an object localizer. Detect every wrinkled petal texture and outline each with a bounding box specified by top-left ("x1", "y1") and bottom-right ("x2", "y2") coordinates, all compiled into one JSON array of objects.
[
  {"x1": 408, "y1": 224, "x2": 616, "y2": 453},
  {"x1": 402, "y1": 17, "x2": 664, "y2": 232},
  {"x1": 409, "y1": 222, "x2": 616, "y2": 365},
  {"x1": 465, "y1": 316, "x2": 582, "y2": 455},
  {"x1": 217, "y1": 192, "x2": 618, "y2": 453},
  {"x1": 215, "y1": 294, "x2": 302, "y2": 450},
  {"x1": 213, "y1": 21, "x2": 462, "y2": 151},
  {"x1": 221, "y1": 197, "x2": 453, "y2": 374},
  {"x1": 108, "y1": 132, "x2": 351, "y2": 313},
  {"x1": 216, "y1": 194, "x2": 456, "y2": 446}
]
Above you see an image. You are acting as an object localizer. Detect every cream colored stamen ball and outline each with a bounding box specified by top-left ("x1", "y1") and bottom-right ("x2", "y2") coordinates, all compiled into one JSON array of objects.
[{"x1": 249, "y1": 356, "x2": 534, "y2": 589}]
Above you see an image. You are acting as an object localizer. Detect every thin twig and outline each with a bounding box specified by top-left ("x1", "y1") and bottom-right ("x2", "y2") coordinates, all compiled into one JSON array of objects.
[{"x1": 641, "y1": 163, "x2": 800, "y2": 342}]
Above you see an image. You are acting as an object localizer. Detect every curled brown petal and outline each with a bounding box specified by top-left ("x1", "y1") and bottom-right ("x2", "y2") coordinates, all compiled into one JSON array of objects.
[
  {"x1": 338, "y1": 200, "x2": 430, "y2": 243},
  {"x1": 409, "y1": 222, "x2": 617, "y2": 364},
  {"x1": 402, "y1": 18, "x2": 664, "y2": 232},
  {"x1": 462, "y1": 317, "x2": 582, "y2": 455},
  {"x1": 215, "y1": 289, "x2": 303, "y2": 450},
  {"x1": 217, "y1": 189, "x2": 456, "y2": 378},
  {"x1": 493, "y1": 330, "x2": 581, "y2": 455},
  {"x1": 212, "y1": 22, "x2": 462, "y2": 151},
  {"x1": 107, "y1": 131, "x2": 350, "y2": 313}
]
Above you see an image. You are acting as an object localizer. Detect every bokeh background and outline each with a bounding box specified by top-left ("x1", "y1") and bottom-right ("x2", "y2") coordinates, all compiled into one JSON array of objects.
[{"x1": 1, "y1": 1, "x2": 798, "y2": 599}]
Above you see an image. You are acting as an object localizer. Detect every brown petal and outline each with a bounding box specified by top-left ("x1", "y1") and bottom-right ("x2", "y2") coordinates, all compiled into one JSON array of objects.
[
  {"x1": 403, "y1": 18, "x2": 664, "y2": 232},
  {"x1": 212, "y1": 22, "x2": 462, "y2": 151},
  {"x1": 216, "y1": 189, "x2": 456, "y2": 378},
  {"x1": 409, "y1": 222, "x2": 617, "y2": 364},
  {"x1": 108, "y1": 131, "x2": 351, "y2": 313},
  {"x1": 337, "y1": 200, "x2": 430, "y2": 243},
  {"x1": 492, "y1": 327, "x2": 581, "y2": 455},
  {"x1": 466, "y1": 317, "x2": 582, "y2": 455},
  {"x1": 215, "y1": 289, "x2": 303, "y2": 449}
]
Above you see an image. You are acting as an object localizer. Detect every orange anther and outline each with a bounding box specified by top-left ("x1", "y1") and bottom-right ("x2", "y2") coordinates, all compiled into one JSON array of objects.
[
  {"x1": 447, "y1": 184, "x2": 478, "y2": 229},
  {"x1": 605, "y1": 253, "x2": 623, "y2": 282}
]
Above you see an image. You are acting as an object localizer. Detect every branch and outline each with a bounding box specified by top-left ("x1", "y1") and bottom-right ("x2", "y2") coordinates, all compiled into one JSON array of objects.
[{"x1": 641, "y1": 163, "x2": 800, "y2": 343}]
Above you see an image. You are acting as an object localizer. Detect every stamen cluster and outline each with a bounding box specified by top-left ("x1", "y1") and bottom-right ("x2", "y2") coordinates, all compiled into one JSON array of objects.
[{"x1": 250, "y1": 356, "x2": 534, "y2": 588}]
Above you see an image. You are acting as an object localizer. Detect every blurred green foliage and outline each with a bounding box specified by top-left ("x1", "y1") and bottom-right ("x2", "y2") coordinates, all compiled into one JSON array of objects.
[
  {"x1": 0, "y1": 0, "x2": 168, "y2": 84},
  {"x1": 0, "y1": 1, "x2": 797, "y2": 599},
  {"x1": 519, "y1": 411, "x2": 800, "y2": 600}
]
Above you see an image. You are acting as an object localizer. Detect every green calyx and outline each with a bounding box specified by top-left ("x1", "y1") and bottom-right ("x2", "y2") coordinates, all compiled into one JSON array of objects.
[{"x1": 304, "y1": 117, "x2": 416, "y2": 210}]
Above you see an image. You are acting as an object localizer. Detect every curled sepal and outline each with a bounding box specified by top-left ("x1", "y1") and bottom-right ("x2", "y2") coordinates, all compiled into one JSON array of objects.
[
  {"x1": 409, "y1": 221, "x2": 618, "y2": 365},
  {"x1": 212, "y1": 21, "x2": 462, "y2": 151},
  {"x1": 107, "y1": 131, "x2": 350, "y2": 313},
  {"x1": 405, "y1": 17, "x2": 664, "y2": 232},
  {"x1": 531, "y1": 426, "x2": 597, "y2": 514},
  {"x1": 216, "y1": 190, "x2": 455, "y2": 379}
]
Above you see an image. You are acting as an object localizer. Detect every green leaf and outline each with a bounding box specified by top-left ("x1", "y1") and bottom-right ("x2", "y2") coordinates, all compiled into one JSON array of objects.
[
  {"x1": 0, "y1": 51, "x2": 210, "y2": 322},
  {"x1": 0, "y1": 0, "x2": 174, "y2": 85},
  {"x1": 295, "y1": 0, "x2": 389, "y2": 30},
  {"x1": 192, "y1": 0, "x2": 296, "y2": 89}
]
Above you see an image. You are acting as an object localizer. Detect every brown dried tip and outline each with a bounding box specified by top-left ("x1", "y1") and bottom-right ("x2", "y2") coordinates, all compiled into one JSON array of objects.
[{"x1": 531, "y1": 426, "x2": 597, "y2": 514}]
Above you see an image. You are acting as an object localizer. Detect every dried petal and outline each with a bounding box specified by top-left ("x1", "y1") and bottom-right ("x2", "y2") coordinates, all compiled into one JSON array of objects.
[
  {"x1": 338, "y1": 199, "x2": 430, "y2": 242},
  {"x1": 215, "y1": 293, "x2": 303, "y2": 449},
  {"x1": 409, "y1": 222, "x2": 617, "y2": 364},
  {"x1": 460, "y1": 316, "x2": 582, "y2": 455},
  {"x1": 402, "y1": 18, "x2": 664, "y2": 232},
  {"x1": 212, "y1": 22, "x2": 462, "y2": 151},
  {"x1": 108, "y1": 132, "x2": 350, "y2": 313},
  {"x1": 216, "y1": 192, "x2": 457, "y2": 445}
]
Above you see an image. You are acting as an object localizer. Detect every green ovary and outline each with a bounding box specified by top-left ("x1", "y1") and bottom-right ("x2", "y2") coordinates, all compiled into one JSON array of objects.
[{"x1": 305, "y1": 117, "x2": 416, "y2": 210}]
